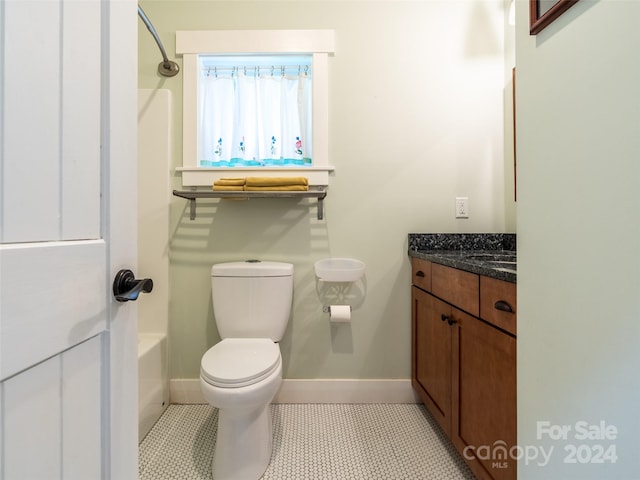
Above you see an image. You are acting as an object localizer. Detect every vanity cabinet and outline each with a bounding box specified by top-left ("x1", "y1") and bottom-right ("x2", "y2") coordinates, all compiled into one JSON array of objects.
[{"x1": 411, "y1": 258, "x2": 517, "y2": 480}]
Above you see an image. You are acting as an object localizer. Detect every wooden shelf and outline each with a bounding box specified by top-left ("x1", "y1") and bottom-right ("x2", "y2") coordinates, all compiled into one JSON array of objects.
[{"x1": 172, "y1": 186, "x2": 328, "y2": 220}]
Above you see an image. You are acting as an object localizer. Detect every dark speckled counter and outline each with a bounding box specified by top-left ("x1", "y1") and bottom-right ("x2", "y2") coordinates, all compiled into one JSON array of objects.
[{"x1": 408, "y1": 233, "x2": 517, "y2": 283}]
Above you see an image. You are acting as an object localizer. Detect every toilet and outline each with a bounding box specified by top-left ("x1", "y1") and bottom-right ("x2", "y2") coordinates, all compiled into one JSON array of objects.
[{"x1": 200, "y1": 260, "x2": 293, "y2": 480}]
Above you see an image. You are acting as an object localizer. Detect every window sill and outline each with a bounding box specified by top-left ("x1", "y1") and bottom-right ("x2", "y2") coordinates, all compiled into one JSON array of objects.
[{"x1": 176, "y1": 165, "x2": 335, "y2": 187}]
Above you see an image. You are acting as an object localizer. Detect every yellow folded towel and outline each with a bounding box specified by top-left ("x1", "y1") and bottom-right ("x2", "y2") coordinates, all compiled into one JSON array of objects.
[
  {"x1": 212, "y1": 185, "x2": 245, "y2": 191},
  {"x1": 245, "y1": 177, "x2": 308, "y2": 187},
  {"x1": 244, "y1": 185, "x2": 309, "y2": 191},
  {"x1": 214, "y1": 178, "x2": 246, "y2": 186}
]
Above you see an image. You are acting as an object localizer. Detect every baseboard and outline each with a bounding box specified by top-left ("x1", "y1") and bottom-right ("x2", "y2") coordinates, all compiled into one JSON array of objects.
[
  {"x1": 169, "y1": 379, "x2": 205, "y2": 404},
  {"x1": 274, "y1": 379, "x2": 421, "y2": 404},
  {"x1": 169, "y1": 379, "x2": 420, "y2": 404}
]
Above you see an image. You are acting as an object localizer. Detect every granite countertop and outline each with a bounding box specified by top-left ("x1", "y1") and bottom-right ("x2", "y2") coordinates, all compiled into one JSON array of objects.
[{"x1": 408, "y1": 233, "x2": 516, "y2": 284}]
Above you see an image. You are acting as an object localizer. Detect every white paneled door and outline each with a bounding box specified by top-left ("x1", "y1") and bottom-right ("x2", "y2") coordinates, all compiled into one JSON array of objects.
[{"x1": 0, "y1": 0, "x2": 138, "y2": 479}]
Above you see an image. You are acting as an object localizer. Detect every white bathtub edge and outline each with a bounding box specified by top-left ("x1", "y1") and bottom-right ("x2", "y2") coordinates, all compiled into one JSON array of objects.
[{"x1": 138, "y1": 334, "x2": 170, "y2": 442}]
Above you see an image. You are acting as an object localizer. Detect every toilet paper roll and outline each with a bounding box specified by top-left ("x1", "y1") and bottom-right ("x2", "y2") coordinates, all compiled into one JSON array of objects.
[{"x1": 329, "y1": 305, "x2": 351, "y2": 323}]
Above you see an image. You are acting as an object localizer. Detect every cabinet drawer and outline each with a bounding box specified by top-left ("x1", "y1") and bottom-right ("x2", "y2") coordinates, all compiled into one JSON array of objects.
[
  {"x1": 432, "y1": 264, "x2": 479, "y2": 316},
  {"x1": 411, "y1": 258, "x2": 432, "y2": 292},
  {"x1": 480, "y1": 276, "x2": 517, "y2": 336}
]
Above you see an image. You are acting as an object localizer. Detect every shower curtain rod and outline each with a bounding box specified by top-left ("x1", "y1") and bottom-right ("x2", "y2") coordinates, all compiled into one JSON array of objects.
[{"x1": 138, "y1": 5, "x2": 180, "y2": 77}]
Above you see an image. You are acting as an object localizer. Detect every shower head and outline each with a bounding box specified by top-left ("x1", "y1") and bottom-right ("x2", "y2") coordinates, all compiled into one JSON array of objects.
[{"x1": 138, "y1": 5, "x2": 180, "y2": 78}]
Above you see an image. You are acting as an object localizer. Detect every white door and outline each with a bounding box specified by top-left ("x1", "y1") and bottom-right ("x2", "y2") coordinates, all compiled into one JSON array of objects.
[{"x1": 0, "y1": 0, "x2": 139, "y2": 478}]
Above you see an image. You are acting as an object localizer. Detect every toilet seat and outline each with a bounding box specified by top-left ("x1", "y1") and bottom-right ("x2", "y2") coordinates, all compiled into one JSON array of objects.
[{"x1": 201, "y1": 338, "x2": 281, "y2": 388}]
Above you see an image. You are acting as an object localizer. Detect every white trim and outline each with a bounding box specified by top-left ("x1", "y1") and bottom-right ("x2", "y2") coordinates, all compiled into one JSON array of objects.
[
  {"x1": 170, "y1": 379, "x2": 420, "y2": 405},
  {"x1": 276, "y1": 379, "x2": 420, "y2": 404},
  {"x1": 312, "y1": 52, "x2": 329, "y2": 173},
  {"x1": 177, "y1": 166, "x2": 335, "y2": 187},
  {"x1": 176, "y1": 166, "x2": 335, "y2": 172},
  {"x1": 168, "y1": 379, "x2": 204, "y2": 404},
  {"x1": 176, "y1": 30, "x2": 335, "y2": 54},
  {"x1": 181, "y1": 54, "x2": 198, "y2": 179}
]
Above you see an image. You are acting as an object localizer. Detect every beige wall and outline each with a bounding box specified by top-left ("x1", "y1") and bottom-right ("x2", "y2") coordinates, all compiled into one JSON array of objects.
[
  {"x1": 138, "y1": 0, "x2": 514, "y2": 380},
  {"x1": 516, "y1": 0, "x2": 640, "y2": 478}
]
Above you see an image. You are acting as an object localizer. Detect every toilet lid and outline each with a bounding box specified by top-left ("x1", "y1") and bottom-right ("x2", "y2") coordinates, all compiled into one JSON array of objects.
[{"x1": 201, "y1": 338, "x2": 280, "y2": 388}]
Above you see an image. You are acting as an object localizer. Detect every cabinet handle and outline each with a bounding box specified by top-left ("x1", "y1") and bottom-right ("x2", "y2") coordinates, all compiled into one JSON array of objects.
[
  {"x1": 494, "y1": 300, "x2": 514, "y2": 313},
  {"x1": 415, "y1": 270, "x2": 425, "y2": 278},
  {"x1": 441, "y1": 314, "x2": 457, "y2": 326}
]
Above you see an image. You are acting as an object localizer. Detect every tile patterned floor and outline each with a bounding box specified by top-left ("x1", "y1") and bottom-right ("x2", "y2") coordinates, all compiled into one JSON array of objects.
[{"x1": 139, "y1": 403, "x2": 476, "y2": 480}]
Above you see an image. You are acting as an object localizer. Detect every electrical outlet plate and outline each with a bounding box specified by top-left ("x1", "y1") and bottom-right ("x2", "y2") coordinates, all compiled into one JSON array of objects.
[{"x1": 456, "y1": 197, "x2": 469, "y2": 218}]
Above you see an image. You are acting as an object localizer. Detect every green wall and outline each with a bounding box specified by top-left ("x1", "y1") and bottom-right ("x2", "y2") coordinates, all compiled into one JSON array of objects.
[
  {"x1": 138, "y1": 0, "x2": 514, "y2": 380},
  {"x1": 516, "y1": 0, "x2": 640, "y2": 477}
]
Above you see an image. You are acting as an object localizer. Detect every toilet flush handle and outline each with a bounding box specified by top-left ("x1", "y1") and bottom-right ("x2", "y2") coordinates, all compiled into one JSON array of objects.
[{"x1": 113, "y1": 269, "x2": 154, "y2": 302}]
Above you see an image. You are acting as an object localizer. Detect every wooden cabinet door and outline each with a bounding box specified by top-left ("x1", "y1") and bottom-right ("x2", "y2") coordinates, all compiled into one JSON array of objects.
[
  {"x1": 451, "y1": 309, "x2": 517, "y2": 480},
  {"x1": 412, "y1": 286, "x2": 452, "y2": 436}
]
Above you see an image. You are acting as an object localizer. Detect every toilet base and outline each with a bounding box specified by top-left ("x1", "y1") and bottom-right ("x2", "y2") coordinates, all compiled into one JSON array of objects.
[
  {"x1": 213, "y1": 404, "x2": 273, "y2": 480},
  {"x1": 200, "y1": 356, "x2": 282, "y2": 480}
]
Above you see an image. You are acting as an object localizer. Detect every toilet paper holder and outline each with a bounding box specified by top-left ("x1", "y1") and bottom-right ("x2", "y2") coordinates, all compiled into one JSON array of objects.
[{"x1": 322, "y1": 305, "x2": 352, "y2": 313}]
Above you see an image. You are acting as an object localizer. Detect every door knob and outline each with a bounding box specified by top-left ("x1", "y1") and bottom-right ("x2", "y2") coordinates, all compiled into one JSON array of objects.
[{"x1": 113, "y1": 269, "x2": 153, "y2": 302}]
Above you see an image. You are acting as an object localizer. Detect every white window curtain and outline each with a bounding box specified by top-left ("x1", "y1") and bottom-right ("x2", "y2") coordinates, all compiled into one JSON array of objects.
[{"x1": 199, "y1": 68, "x2": 312, "y2": 167}]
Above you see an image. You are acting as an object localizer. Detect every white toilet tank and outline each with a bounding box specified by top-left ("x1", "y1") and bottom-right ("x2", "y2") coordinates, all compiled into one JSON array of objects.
[{"x1": 211, "y1": 261, "x2": 293, "y2": 341}]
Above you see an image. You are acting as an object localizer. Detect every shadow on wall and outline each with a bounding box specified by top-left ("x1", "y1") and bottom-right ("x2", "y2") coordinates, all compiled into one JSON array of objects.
[
  {"x1": 169, "y1": 197, "x2": 325, "y2": 265},
  {"x1": 316, "y1": 277, "x2": 367, "y2": 355},
  {"x1": 169, "y1": 195, "x2": 336, "y2": 378}
]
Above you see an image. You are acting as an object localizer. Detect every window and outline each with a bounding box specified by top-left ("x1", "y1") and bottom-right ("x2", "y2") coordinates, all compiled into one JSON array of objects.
[
  {"x1": 198, "y1": 54, "x2": 312, "y2": 168},
  {"x1": 176, "y1": 30, "x2": 335, "y2": 186}
]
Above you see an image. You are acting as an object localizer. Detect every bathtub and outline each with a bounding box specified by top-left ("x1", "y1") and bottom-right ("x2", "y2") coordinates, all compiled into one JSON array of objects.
[{"x1": 138, "y1": 334, "x2": 170, "y2": 442}]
